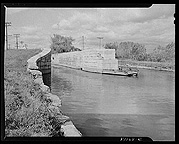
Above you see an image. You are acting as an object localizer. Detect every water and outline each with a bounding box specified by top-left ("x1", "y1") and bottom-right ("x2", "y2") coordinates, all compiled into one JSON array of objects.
[
  {"x1": 42, "y1": 72, "x2": 51, "y2": 87},
  {"x1": 51, "y1": 66, "x2": 175, "y2": 140}
]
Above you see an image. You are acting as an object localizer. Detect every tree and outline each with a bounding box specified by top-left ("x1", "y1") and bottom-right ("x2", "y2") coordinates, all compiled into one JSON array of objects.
[
  {"x1": 105, "y1": 41, "x2": 147, "y2": 60},
  {"x1": 147, "y1": 42, "x2": 175, "y2": 62},
  {"x1": 50, "y1": 34, "x2": 75, "y2": 54},
  {"x1": 130, "y1": 43, "x2": 146, "y2": 61},
  {"x1": 165, "y1": 42, "x2": 175, "y2": 61},
  {"x1": 20, "y1": 41, "x2": 24, "y2": 49}
]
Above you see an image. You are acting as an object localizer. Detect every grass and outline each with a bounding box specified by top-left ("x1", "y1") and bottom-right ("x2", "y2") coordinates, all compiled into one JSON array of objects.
[
  {"x1": 4, "y1": 49, "x2": 62, "y2": 137},
  {"x1": 4, "y1": 71, "x2": 53, "y2": 137},
  {"x1": 4, "y1": 49, "x2": 42, "y2": 72}
]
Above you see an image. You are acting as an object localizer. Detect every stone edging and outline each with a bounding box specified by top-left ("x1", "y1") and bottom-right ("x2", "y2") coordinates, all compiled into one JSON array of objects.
[{"x1": 27, "y1": 48, "x2": 82, "y2": 137}]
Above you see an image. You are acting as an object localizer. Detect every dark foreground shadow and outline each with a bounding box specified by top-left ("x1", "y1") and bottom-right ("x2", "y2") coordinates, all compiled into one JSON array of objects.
[{"x1": 42, "y1": 72, "x2": 51, "y2": 89}]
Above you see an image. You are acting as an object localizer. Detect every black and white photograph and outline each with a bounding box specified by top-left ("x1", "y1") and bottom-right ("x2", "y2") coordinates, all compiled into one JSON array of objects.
[{"x1": 3, "y1": 4, "x2": 175, "y2": 141}]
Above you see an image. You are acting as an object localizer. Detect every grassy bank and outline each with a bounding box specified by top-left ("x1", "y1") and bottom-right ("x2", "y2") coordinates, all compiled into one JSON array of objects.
[
  {"x1": 4, "y1": 49, "x2": 58, "y2": 137},
  {"x1": 5, "y1": 49, "x2": 42, "y2": 72},
  {"x1": 4, "y1": 71, "x2": 54, "y2": 136},
  {"x1": 118, "y1": 59, "x2": 175, "y2": 72}
]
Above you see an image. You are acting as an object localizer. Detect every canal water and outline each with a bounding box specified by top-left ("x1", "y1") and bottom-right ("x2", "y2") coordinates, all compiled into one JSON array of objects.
[{"x1": 50, "y1": 66, "x2": 175, "y2": 140}]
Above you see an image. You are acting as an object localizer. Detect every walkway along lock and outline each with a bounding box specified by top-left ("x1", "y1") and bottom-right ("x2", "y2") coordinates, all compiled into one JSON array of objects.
[{"x1": 27, "y1": 48, "x2": 82, "y2": 137}]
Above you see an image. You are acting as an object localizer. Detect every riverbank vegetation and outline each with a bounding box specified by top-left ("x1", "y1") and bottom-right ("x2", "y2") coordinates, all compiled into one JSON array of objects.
[
  {"x1": 50, "y1": 34, "x2": 81, "y2": 54},
  {"x1": 5, "y1": 70, "x2": 53, "y2": 136},
  {"x1": 4, "y1": 49, "x2": 56, "y2": 137},
  {"x1": 104, "y1": 41, "x2": 175, "y2": 71}
]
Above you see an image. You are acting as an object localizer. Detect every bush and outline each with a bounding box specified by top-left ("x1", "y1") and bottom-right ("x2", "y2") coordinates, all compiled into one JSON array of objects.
[
  {"x1": 5, "y1": 71, "x2": 53, "y2": 137},
  {"x1": 104, "y1": 41, "x2": 175, "y2": 63},
  {"x1": 147, "y1": 43, "x2": 175, "y2": 62},
  {"x1": 105, "y1": 41, "x2": 147, "y2": 60},
  {"x1": 50, "y1": 34, "x2": 81, "y2": 54}
]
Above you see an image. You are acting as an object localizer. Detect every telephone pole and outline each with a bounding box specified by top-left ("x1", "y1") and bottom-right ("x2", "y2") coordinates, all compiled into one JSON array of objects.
[
  {"x1": 5, "y1": 22, "x2": 11, "y2": 50},
  {"x1": 14, "y1": 34, "x2": 20, "y2": 49},
  {"x1": 97, "y1": 37, "x2": 103, "y2": 49},
  {"x1": 7, "y1": 35, "x2": 12, "y2": 49},
  {"x1": 82, "y1": 36, "x2": 85, "y2": 50}
]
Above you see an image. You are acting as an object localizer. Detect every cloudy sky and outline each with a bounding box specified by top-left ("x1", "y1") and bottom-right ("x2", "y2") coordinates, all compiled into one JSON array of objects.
[{"x1": 6, "y1": 4, "x2": 175, "y2": 52}]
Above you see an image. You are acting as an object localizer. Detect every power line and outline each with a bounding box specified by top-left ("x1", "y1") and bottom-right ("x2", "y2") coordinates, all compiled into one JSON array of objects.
[
  {"x1": 5, "y1": 22, "x2": 11, "y2": 50},
  {"x1": 13, "y1": 34, "x2": 20, "y2": 49}
]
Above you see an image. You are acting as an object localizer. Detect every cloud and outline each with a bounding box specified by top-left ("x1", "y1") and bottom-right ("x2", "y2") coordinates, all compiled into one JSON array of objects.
[
  {"x1": 22, "y1": 35, "x2": 40, "y2": 40},
  {"x1": 7, "y1": 6, "x2": 175, "y2": 51},
  {"x1": 91, "y1": 26, "x2": 110, "y2": 33},
  {"x1": 97, "y1": 5, "x2": 175, "y2": 24},
  {"x1": 52, "y1": 11, "x2": 99, "y2": 31},
  {"x1": 21, "y1": 26, "x2": 42, "y2": 34},
  {"x1": 53, "y1": 6, "x2": 174, "y2": 34},
  {"x1": 49, "y1": 6, "x2": 175, "y2": 49},
  {"x1": 7, "y1": 8, "x2": 30, "y2": 15},
  {"x1": 136, "y1": 4, "x2": 175, "y2": 22},
  {"x1": 97, "y1": 8, "x2": 142, "y2": 24},
  {"x1": 52, "y1": 23, "x2": 58, "y2": 29}
]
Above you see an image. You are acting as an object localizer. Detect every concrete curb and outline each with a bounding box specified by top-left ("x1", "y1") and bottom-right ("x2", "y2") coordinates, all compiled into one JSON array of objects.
[{"x1": 27, "y1": 48, "x2": 82, "y2": 137}]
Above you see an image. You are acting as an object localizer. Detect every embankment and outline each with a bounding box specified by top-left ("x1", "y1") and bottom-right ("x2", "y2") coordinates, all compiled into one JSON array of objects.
[
  {"x1": 4, "y1": 49, "x2": 50, "y2": 137},
  {"x1": 118, "y1": 59, "x2": 175, "y2": 72},
  {"x1": 27, "y1": 48, "x2": 82, "y2": 137},
  {"x1": 4, "y1": 49, "x2": 42, "y2": 72}
]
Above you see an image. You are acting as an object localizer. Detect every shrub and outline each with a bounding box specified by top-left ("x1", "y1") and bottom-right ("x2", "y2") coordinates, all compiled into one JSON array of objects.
[
  {"x1": 5, "y1": 71, "x2": 53, "y2": 137},
  {"x1": 50, "y1": 34, "x2": 78, "y2": 54},
  {"x1": 104, "y1": 41, "x2": 175, "y2": 63}
]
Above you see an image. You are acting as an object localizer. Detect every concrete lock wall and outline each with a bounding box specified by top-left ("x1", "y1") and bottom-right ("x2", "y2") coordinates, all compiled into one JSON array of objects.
[
  {"x1": 102, "y1": 59, "x2": 118, "y2": 70},
  {"x1": 51, "y1": 48, "x2": 118, "y2": 71},
  {"x1": 52, "y1": 51, "x2": 82, "y2": 69}
]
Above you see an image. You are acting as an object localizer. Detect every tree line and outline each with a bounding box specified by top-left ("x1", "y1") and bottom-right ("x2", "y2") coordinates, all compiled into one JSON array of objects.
[
  {"x1": 50, "y1": 34, "x2": 174, "y2": 63},
  {"x1": 104, "y1": 41, "x2": 175, "y2": 62}
]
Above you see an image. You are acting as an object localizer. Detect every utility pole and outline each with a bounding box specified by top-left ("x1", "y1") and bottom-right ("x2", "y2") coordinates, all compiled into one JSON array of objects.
[
  {"x1": 7, "y1": 35, "x2": 12, "y2": 49},
  {"x1": 5, "y1": 22, "x2": 11, "y2": 50},
  {"x1": 97, "y1": 37, "x2": 103, "y2": 49},
  {"x1": 82, "y1": 36, "x2": 85, "y2": 50},
  {"x1": 13, "y1": 34, "x2": 20, "y2": 49}
]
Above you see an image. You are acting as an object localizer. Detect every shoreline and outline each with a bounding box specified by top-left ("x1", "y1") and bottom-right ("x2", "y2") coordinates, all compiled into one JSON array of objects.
[
  {"x1": 126, "y1": 65, "x2": 174, "y2": 72},
  {"x1": 118, "y1": 59, "x2": 175, "y2": 72},
  {"x1": 27, "y1": 49, "x2": 82, "y2": 137}
]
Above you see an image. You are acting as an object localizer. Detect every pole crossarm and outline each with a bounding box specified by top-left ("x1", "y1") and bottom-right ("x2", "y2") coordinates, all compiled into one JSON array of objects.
[{"x1": 5, "y1": 22, "x2": 11, "y2": 26}]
